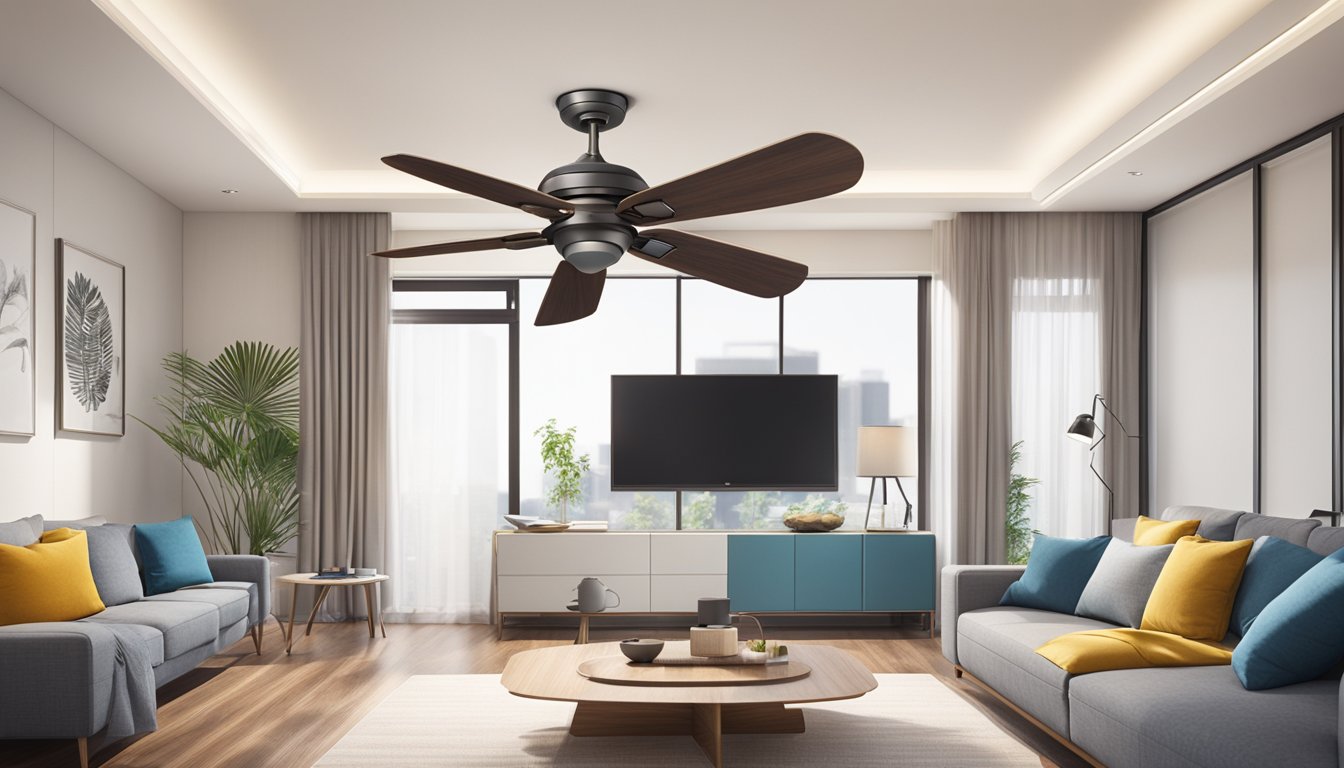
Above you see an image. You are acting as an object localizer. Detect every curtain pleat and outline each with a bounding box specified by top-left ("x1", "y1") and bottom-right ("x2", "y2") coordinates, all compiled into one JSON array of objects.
[{"x1": 299, "y1": 213, "x2": 390, "y2": 620}]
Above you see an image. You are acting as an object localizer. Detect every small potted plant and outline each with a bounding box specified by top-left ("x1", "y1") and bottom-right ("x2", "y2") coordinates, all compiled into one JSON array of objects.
[{"x1": 535, "y1": 419, "x2": 591, "y2": 523}]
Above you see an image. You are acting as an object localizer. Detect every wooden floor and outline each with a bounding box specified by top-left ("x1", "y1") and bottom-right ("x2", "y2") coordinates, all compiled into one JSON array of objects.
[{"x1": 5, "y1": 619, "x2": 1087, "y2": 768}]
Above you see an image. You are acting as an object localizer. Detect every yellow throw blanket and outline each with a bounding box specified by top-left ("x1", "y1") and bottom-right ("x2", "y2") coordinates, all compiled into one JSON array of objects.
[{"x1": 1037, "y1": 629, "x2": 1232, "y2": 674}]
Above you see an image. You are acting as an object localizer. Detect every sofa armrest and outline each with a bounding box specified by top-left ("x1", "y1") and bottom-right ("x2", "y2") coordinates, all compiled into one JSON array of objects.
[
  {"x1": 0, "y1": 622, "x2": 116, "y2": 739},
  {"x1": 940, "y1": 565, "x2": 1026, "y2": 666},
  {"x1": 207, "y1": 554, "x2": 271, "y2": 624}
]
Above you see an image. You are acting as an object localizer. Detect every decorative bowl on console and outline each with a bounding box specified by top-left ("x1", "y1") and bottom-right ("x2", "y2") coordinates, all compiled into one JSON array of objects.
[{"x1": 783, "y1": 498, "x2": 848, "y2": 532}]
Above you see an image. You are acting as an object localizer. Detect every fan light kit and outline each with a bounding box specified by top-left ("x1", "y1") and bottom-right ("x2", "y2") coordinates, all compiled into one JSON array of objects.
[{"x1": 375, "y1": 88, "x2": 864, "y2": 326}]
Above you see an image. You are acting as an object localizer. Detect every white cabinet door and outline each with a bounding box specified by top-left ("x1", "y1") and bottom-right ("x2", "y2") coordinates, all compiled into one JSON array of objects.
[
  {"x1": 650, "y1": 574, "x2": 729, "y2": 612},
  {"x1": 650, "y1": 533, "x2": 727, "y2": 574},
  {"x1": 496, "y1": 533, "x2": 650, "y2": 575},
  {"x1": 497, "y1": 575, "x2": 650, "y2": 613}
]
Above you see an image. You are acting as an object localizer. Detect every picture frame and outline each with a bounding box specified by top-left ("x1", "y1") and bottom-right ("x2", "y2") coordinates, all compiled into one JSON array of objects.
[
  {"x1": 0, "y1": 198, "x2": 36, "y2": 437},
  {"x1": 57, "y1": 239, "x2": 125, "y2": 437}
]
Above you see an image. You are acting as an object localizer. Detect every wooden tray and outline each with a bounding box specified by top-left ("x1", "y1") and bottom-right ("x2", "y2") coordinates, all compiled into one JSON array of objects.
[{"x1": 578, "y1": 656, "x2": 811, "y2": 687}]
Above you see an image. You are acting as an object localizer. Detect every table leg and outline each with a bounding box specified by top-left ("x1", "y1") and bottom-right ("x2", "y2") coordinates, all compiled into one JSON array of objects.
[
  {"x1": 569, "y1": 701, "x2": 803, "y2": 768},
  {"x1": 286, "y1": 585, "x2": 299, "y2": 655},
  {"x1": 305, "y1": 585, "x2": 332, "y2": 637},
  {"x1": 377, "y1": 584, "x2": 387, "y2": 638},
  {"x1": 692, "y1": 703, "x2": 722, "y2": 768},
  {"x1": 575, "y1": 614, "x2": 589, "y2": 645},
  {"x1": 362, "y1": 583, "x2": 376, "y2": 638}
]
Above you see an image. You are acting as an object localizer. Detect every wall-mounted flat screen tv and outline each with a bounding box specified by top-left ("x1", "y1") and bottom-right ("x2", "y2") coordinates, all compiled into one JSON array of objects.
[{"x1": 610, "y1": 375, "x2": 838, "y2": 491}]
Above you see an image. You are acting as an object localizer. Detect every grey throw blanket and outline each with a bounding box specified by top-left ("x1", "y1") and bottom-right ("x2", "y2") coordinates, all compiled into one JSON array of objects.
[{"x1": 98, "y1": 624, "x2": 158, "y2": 742}]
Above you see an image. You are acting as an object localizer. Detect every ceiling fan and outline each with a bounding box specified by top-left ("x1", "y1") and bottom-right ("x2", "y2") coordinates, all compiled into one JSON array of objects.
[{"x1": 374, "y1": 89, "x2": 864, "y2": 325}]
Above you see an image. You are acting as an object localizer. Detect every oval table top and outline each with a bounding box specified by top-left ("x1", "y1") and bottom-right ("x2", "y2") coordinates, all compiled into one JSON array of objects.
[{"x1": 502, "y1": 642, "x2": 876, "y2": 706}]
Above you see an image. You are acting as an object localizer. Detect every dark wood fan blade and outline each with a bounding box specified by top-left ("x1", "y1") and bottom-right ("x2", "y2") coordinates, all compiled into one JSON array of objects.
[
  {"x1": 372, "y1": 232, "x2": 548, "y2": 259},
  {"x1": 615, "y1": 133, "x2": 862, "y2": 226},
  {"x1": 629, "y1": 229, "x2": 807, "y2": 298},
  {"x1": 535, "y1": 261, "x2": 606, "y2": 326},
  {"x1": 383, "y1": 154, "x2": 572, "y2": 219}
]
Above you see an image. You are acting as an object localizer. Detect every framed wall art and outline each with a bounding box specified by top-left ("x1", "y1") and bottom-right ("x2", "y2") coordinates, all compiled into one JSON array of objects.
[
  {"x1": 57, "y1": 239, "x2": 125, "y2": 436},
  {"x1": 0, "y1": 199, "x2": 35, "y2": 437}
]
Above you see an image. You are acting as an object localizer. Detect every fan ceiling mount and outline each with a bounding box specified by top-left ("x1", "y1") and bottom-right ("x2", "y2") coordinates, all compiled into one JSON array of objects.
[{"x1": 375, "y1": 88, "x2": 864, "y2": 326}]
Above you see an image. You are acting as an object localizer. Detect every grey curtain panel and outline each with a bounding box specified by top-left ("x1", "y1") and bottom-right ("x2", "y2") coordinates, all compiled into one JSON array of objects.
[
  {"x1": 931, "y1": 212, "x2": 1141, "y2": 565},
  {"x1": 299, "y1": 212, "x2": 390, "y2": 620}
]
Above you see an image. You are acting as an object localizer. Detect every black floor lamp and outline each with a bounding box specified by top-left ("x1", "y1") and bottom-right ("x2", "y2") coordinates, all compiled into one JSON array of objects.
[{"x1": 1066, "y1": 394, "x2": 1141, "y2": 523}]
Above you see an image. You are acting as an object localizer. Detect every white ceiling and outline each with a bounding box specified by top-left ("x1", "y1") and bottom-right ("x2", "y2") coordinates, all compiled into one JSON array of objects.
[{"x1": 0, "y1": 0, "x2": 1342, "y2": 229}]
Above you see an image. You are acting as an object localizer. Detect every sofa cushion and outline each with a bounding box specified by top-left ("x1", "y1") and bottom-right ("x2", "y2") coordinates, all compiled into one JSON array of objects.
[
  {"x1": 83, "y1": 524, "x2": 143, "y2": 607},
  {"x1": 0, "y1": 529, "x2": 105, "y2": 626},
  {"x1": 1306, "y1": 526, "x2": 1344, "y2": 556},
  {"x1": 183, "y1": 581, "x2": 259, "y2": 625},
  {"x1": 956, "y1": 606, "x2": 1118, "y2": 737},
  {"x1": 144, "y1": 588, "x2": 248, "y2": 628},
  {"x1": 1075, "y1": 539, "x2": 1172, "y2": 628},
  {"x1": 42, "y1": 516, "x2": 107, "y2": 529},
  {"x1": 1233, "y1": 548, "x2": 1344, "y2": 690},
  {"x1": 1000, "y1": 535, "x2": 1110, "y2": 614},
  {"x1": 1068, "y1": 666, "x2": 1338, "y2": 768},
  {"x1": 1134, "y1": 515, "x2": 1200, "y2": 545},
  {"x1": 1229, "y1": 537, "x2": 1322, "y2": 637},
  {"x1": 82, "y1": 600, "x2": 218, "y2": 658},
  {"x1": 135, "y1": 518, "x2": 214, "y2": 595},
  {"x1": 1160, "y1": 505, "x2": 1246, "y2": 541},
  {"x1": 0, "y1": 515, "x2": 42, "y2": 546},
  {"x1": 1234, "y1": 514, "x2": 1320, "y2": 547},
  {"x1": 1142, "y1": 536, "x2": 1252, "y2": 641}
]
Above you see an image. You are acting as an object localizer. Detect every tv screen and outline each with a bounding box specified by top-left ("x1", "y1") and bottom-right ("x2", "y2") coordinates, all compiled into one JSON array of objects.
[{"x1": 610, "y1": 375, "x2": 838, "y2": 491}]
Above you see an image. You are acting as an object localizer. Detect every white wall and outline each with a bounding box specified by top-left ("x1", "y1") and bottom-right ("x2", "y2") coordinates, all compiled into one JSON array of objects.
[
  {"x1": 389, "y1": 229, "x2": 933, "y2": 277},
  {"x1": 1260, "y1": 137, "x2": 1333, "y2": 517},
  {"x1": 1148, "y1": 172, "x2": 1255, "y2": 513},
  {"x1": 0, "y1": 87, "x2": 183, "y2": 525}
]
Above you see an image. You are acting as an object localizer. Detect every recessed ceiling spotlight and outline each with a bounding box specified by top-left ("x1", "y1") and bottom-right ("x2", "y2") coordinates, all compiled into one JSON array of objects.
[
  {"x1": 1126, "y1": 171, "x2": 1143, "y2": 177},
  {"x1": 221, "y1": 188, "x2": 239, "y2": 194}
]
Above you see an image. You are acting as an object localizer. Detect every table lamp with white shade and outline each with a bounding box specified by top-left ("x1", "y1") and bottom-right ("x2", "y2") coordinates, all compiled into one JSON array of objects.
[{"x1": 858, "y1": 425, "x2": 917, "y2": 529}]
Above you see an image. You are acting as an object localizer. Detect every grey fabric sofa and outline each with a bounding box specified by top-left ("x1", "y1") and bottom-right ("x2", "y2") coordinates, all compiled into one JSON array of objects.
[
  {"x1": 0, "y1": 518, "x2": 270, "y2": 768},
  {"x1": 942, "y1": 506, "x2": 1343, "y2": 768}
]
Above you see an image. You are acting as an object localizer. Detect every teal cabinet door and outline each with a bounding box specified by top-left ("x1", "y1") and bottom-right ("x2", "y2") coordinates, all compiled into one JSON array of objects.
[
  {"x1": 863, "y1": 533, "x2": 935, "y2": 611},
  {"x1": 795, "y1": 535, "x2": 864, "y2": 611},
  {"x1": 728, "y1": 535, "x2": 794, "y2": 611}
]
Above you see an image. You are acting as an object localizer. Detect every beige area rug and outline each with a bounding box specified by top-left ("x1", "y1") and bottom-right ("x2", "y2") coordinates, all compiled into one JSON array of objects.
[{"x1": 314, "y1": 674, "x2": 1041, "y2": 767}]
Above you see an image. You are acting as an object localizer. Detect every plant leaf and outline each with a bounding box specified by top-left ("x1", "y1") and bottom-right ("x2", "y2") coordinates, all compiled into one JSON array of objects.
[{"x1": 63, "y1": 272, "x2": 114, "y2": 412}]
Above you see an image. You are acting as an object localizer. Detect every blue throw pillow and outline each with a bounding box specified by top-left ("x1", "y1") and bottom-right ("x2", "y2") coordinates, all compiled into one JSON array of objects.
[
  {"x1": 1000, "y1": 534, "x2": 1110, "y2": 614},
  {"x1": 1229, "y1": 536, "x2": 1322, "y2": 636},
  {"x1": 134, "y1": 517, "x2": 214, "y2": 595},
  {"x1": 1233, "y1": 548, "x2": 1344, "y2": 690}
]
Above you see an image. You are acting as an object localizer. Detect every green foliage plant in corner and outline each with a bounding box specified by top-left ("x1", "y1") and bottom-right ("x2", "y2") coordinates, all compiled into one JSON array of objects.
[
  {"x1": 137, "y1": 341, "x2": 300, "y2": 556},
  {"x1": 535, "y1": 418, "x2": 590, "y2": 523},
  {"x1": 1006, "y1": 440, "x2": 1041, "y2": 565}
]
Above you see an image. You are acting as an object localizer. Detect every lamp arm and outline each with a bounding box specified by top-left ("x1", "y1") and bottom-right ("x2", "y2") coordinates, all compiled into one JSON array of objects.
[{"x1": 1093, "y1": 394, "x2": 1142, "y2": 440}]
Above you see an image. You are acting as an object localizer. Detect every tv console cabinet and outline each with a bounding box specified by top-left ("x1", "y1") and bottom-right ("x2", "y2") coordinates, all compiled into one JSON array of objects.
[{"x1": 492, "y1": 530, "x2": 935, "y2": 638}]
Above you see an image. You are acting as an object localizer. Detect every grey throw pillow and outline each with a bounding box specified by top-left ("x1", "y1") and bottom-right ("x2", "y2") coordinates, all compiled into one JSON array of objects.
[
  {"x1": 0, "y1": 514, "x2": 42, "y2": 546},
  {"x1": 1075, "y1": 538, "x2": 1174, "y2": 628},
  {"x1": 83, "y1": 524, "x2": 143, "y2": 606}
]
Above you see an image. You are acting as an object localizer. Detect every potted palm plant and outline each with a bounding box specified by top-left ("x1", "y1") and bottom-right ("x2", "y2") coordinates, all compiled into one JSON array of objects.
[{"x1": 138, "y1": 341, "x2": 301, "y2": 559}]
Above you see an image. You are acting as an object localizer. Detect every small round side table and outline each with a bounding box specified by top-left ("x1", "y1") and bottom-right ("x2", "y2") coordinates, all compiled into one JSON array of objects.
[{"x1": 279, "y1": 572, "x2": 389, "y2": 655}]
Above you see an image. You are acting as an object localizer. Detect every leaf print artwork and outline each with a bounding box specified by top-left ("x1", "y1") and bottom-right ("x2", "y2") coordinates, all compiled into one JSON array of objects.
[{"x1": 64, "y1": 271, "x2": 115, "y2": 412}]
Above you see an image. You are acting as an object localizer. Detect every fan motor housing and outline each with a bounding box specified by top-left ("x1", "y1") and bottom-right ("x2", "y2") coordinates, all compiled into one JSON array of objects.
[
  {"x1": 539, "y1": 155, "x2": 648, "y2": 202},
  {"x1": 542, "y1": 204, "x2": 635, "y2": 274}
]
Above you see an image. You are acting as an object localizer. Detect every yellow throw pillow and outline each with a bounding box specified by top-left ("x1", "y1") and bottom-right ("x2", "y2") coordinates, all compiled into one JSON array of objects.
[
  {"x1": 0, "y1": 527, "x2": 106, "y2": 626},
  {"x1": 1037, "y1": 628, "x2": 1232, "y2": 674},
  {"x1": 1141, "y1": 535, "x2": 1252, "y2": 641},
  {"x1": 1133, "y1": 515, "x2": 1200, "y2": 545}
]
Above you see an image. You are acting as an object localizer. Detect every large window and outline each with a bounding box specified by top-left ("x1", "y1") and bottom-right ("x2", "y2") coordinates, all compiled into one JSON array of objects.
[
  {"x1": 519, "y1": 279, "x2": 677, "y2": 529},
  {"x1": 394, "y1": 276, "x2": 925, "y2": 537}
]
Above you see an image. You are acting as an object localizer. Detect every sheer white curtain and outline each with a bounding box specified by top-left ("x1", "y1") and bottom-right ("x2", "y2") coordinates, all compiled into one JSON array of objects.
[
  {"x1": 931, "y1": 213, "x2": 1141, "y2": 566},
  {"x1": 386, "y1": 323, "x2": 507, "y2": 624}
]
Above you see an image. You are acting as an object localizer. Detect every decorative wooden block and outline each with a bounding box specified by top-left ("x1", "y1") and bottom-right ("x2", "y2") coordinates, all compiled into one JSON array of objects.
[{"x1": 689, "y1": 626, "x2": 738, "y2": 657}]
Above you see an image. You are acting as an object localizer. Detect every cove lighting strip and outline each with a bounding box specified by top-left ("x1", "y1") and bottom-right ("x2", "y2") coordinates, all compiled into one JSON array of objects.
[{"x1": 1039, "y1": 0, "x2": 1344, "y2": 208}]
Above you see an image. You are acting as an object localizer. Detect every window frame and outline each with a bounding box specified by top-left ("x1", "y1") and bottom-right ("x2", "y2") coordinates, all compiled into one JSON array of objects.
[{"x1": 392, "y1": 275, "x2": 929, "y2": 529}]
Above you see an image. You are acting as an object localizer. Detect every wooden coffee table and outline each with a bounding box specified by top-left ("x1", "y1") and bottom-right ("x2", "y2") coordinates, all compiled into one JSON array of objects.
[{"x1": 501, "y1": 641, "x2": 877, "y2": 767}]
